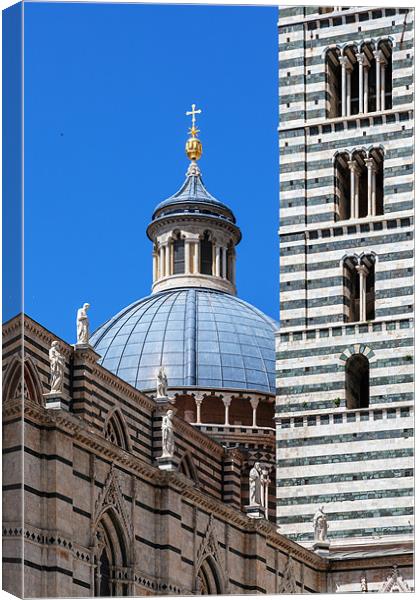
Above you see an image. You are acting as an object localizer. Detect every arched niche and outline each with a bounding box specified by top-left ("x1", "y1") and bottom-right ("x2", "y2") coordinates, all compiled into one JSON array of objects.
[
  {"x1": 3, "y1": 354, "x2": 44, "y2": 405},
  {"x1": 196, "y1": 556, "x2": 224, "y2": 595},
  {"x1": 94, "y1": 508, "x2": 130, "y2": 597}
]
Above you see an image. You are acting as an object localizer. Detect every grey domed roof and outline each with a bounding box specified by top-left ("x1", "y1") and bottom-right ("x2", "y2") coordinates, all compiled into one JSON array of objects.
[
  {"x1": 152, "y1": 166, "x2": 236, "y2": 224},
  {"x1": 90, "y1": 288, "x2": 277, "y2": 394}
]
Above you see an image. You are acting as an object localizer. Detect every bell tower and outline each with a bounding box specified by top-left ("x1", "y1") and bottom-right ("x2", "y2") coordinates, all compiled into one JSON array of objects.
[{"x1": 276, "y1": 6, "x2": 414, "y2": 551}]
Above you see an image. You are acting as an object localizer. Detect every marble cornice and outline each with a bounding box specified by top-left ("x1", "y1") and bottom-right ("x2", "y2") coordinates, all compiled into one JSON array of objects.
[{"x1": 23, "y1": 315, "x2": 74, "y2": 357}]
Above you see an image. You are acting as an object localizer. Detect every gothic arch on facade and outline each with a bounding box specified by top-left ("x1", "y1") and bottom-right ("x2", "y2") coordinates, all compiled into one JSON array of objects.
[
  {"x1": 94, "y1": 508, "x2": 130, "y2": 597},
  {"x1": 378, "y1": 566, "x2": 412, "y2": 593},
  {"x1": 196, "y1": 555, "x2": 224, "y2": 595},
  {"x1": 104, "y1": 408, "x2": 131, "y2": 451},
  {"x1": 93, "y1": 467, "x2": 133, "y2": 596},
  {"x1": 195, "y1": 516, "x2": 226, "y2": 595},
  {"x1": 3, "y1": 353, "x2": 44, "y2": 405}
]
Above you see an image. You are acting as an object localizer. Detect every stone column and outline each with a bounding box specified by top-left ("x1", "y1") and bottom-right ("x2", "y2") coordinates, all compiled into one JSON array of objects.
[
  {"x1": 363, "y1": 64, "x2": 369, "y2": 113},
  {"x1": 231, "y1": 249, "x2": 236, "y2": 286},
  {"x1": 193, "y1": 240, "x2": 199, "y2": 274},
  {"x1": 339, "y1": 56, "x2": 348, "y2": 117},
  {"x1": 250, "y1": 398, "x2": 260, "y2": 428},
  {"x1": 357, "y1": 53, "x2": 368, "y2": 114},
  {"x1": 365, "y1": 158, "x2": 377, "y2": 217},
  {"x1": 348, "y1": 160, "x2": 360, "y2": 219},
  {"x1": 356, "y1": 264, "x2": 369, "y2": 322},
  {"x1": 184, "y1": 240, "x2": 191, "y2": 274},
  {"x1": 223, "y1": 397, "x2": 231, "y2": 426},
  {"x1": 374, "y1": 50, "x2": 384, "y2": 111},
  {"x1": 165, "y1": 240, "x2": 171, "y2": 277},
  {"x1": 215, "y1": 245, "x2": 221, "y2": 277},
  {"x1": 152, "y1": 250, "x2": 158, "y2": 282},
  {"x1": 380, "y1": 59, "x2": 387, "y2": 110},
  {"x1": 346, "y1": 68, "x2": 352, "y2": 116},
  {"x1": 159, "y1": 244, "x2": 165, "y2": 278},
  {"x1": 371, "y1": 164, "x2": 377, "y2": 216},
  {"x1": 194, "y1": 394, "x2": 204, "y2": 424},
  {"x1": 221, "y1": 247, "x2": 227, "y2": 279}
]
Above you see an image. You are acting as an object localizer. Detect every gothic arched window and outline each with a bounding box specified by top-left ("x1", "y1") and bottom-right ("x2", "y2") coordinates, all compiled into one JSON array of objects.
[
  {"x1": 104, "y1": 409, "x2": 130, "y2": 451},
  {"x1": 200, "y1": 231, "x2": 213, "y2": 275},
  {"x1": 345, "y1": 354, "x2": 369, "y2": 409},
  {"x1": 3, "y1": 355, "x2": 44, "y2": 405},
  {"x1": 173, "y1": 232, "x2": 185, "y2": 274}
]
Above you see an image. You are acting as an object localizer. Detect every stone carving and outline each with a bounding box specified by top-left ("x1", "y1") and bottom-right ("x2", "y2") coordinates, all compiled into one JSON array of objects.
[
  {"x1": 313, "y1": 506, "x2": 328, "y2": 542},
  {"x1": 379, "y1": 565, "x2": 412, "y2": 593},
  {"x1": 49, "y1": 341, "x2": 65, "y2": 393},
  {"x1": 261, "y1": 466, "x2": 271, "y2": 518},
  {"x1": 195, "y1": 515, "x2": 226, "y2": 593},
  {"x1": 93, "y1": 466, "x2": 132, "y2": 543},
  {"x1": 360, "y1": 573, "x2": 368, "y2": 593},
  {"x1": 249, "y1": 462, "x2": 263, "y2": 506},
  {"x1": 161, "y1": 409, "x2": 174, "y2": 457},
  {"x1": 279, "y1": 554, "x2": 297, "y2": 594},
  {"x1": 77, "y1": 303, "x2": 90, "y2": 344},
  {"x1": 156, "y1": 366, "x2": 168, "y2": 398}
]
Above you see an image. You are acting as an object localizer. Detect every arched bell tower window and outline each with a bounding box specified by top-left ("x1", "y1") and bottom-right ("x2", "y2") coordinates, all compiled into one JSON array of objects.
[
  {"x1": 345, "y1": 354, "x2": 369, "y2": 409},
  {"x1": 326, "y1": 48, "x2": 342, "y2": 118},
  {"x1": 173, "y1": 232, "x2": 185, "y2": 274},
  {"x1": 343, "y1": 254, "x2": 375, "y2": 323},
  {"x1": 200, "y1": 231, "x2": 213, "y2": 275},
  {"x1": 335, "y1": 148, "x2": 384, "y2": 221}
]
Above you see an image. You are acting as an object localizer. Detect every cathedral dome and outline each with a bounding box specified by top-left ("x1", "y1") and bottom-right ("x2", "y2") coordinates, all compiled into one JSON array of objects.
[{"x1": 90, "y1": 288, "x2": 277, "y2": 394}]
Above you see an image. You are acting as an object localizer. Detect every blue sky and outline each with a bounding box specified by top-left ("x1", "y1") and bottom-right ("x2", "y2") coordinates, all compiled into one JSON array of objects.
[{"x1": 22, "y1": 1, "x2": 278, "y2": 342}]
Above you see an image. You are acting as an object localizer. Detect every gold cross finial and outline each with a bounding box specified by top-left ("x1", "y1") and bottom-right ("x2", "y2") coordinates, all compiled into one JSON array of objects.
[{"x1": 186, "y1": 103, "x2": 202, "y2": 137}]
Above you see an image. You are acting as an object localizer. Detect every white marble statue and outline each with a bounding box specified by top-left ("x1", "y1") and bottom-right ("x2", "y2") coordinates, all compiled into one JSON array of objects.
[
  {"x1": 313, "y1": 506, "x2": 328, "y2": 542},
  {"x1": 249, "y1": 462, "x2": 263, "y2": 506},
  {"x1": 156, "y1": 366, "x2": 168, "y2": 398},
  {"x1": 161, "y1": 409, "x2": 174, "y2": 457},
  {"x1": 49, "y1": 341, "x2": 65, "y2": 393},
  {"x1": 261, "y1": 466, "x2": 271, "y2": 518},
  {"x1": 77, "y1": 303, "x2": 90, "y2": 344}
]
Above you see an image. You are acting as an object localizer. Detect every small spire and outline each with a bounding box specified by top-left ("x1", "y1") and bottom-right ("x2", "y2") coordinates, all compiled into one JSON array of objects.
[{"x1": 185, "y1": 103, "x2": 203, "y2": 161}]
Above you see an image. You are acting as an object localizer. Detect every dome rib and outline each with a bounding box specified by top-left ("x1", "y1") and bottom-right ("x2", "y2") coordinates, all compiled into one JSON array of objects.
[{"x1": 90, "y1": 288, "x2": 277, "y2": 394}]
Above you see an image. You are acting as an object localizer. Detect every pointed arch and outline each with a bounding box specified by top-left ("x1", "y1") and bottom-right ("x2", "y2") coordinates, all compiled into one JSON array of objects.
[
  {"x1": 379, "y1": 566, "x2": 412, "y2": 593},
  {"x1": 178, "y1": 451, "x2": 200, "y2": 485},
  {"x1": 94, "y1": 507, "x2": 131, "y2": 597},
  {"x1": 195, "y1": 516, "x2": 227, "y2": 594},
  {"x1": 196, "y1": 555, "x2": 224, "y2": 595},
  {"x1": 104, "y1": 408, "x2": 131, "y2": 451},
  {"x1": 3, "y1": 353, "x2": 44, "y2": 405}
]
